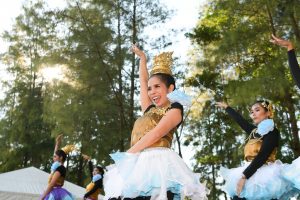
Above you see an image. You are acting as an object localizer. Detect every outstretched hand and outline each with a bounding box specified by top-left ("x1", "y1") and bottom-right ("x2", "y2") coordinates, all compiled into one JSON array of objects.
[
  {"x1": 270, "y1": 34, "x2": 294, "y2": 50},
  {"x1": 215, "y1": 102, "x2": 229, "y2": 109},
  {"x1": 55, "y1": 134, "x2": 63, "y2": 144},
  {"x1": 131, "y1": 44, "x2": 146, "y2": 58},
  {"x1": 82, "y1": 154, "x2": 91, "y2": 161}
]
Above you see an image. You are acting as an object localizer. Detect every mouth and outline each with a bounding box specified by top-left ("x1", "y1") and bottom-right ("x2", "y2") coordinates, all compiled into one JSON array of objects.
[{"x1": 152, "y1": 96, "x2": 160, "y2": 104}]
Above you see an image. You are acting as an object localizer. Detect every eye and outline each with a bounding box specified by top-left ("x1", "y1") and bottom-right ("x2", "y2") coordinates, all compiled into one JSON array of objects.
[{"x1": 147, "y1": 87, "x2": 151, "y2": 91}]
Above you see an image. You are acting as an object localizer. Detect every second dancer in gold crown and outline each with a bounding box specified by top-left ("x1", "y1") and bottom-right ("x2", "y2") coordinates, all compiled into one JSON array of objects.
[{"x1": 103, "y1": 45, "x2": 208, "y2": 200}]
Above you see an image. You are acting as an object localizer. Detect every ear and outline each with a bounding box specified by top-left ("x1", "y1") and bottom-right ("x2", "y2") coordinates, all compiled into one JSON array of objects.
[{"x1": 168, "y1": 84, "x2": 174, "y2": 93}]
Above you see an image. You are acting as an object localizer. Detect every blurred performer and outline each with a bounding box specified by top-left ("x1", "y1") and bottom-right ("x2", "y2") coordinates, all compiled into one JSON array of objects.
[
  {"x1": 40, "y1": 134, "x2": 76, "y2": 200},
  {"x1": 82, "y1": 154, "x2": 104, "y2": 200}
]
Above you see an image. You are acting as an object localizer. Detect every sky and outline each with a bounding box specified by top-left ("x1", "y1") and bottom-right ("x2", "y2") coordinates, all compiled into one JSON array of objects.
[{"x1": 0, "y1": 0, "x2": 206, "y2": 166}]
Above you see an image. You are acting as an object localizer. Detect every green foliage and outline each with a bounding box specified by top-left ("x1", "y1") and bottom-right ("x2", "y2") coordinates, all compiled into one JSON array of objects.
[{"x1": 0, "y1": 0, "x2": 172, "y2": 188}]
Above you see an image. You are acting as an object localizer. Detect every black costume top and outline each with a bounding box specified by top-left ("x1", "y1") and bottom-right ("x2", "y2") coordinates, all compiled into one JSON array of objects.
[
  {"x1": 48, "y1": 165, "x2": 66, "y2": 186},
  {"x1": 225, "y1": 107, "x2": 280, "y2": 179},
  {"x1": 84, "y1": 161, "x2": 102, "y2": 199},
  {"x1": 288, "y1": 49, "x2": 300, "y2": 90}
]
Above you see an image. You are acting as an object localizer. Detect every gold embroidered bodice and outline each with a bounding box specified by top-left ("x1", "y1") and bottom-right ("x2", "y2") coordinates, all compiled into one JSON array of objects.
[
  {"x1": 86, "y1": 182, "x2": 101, "y2": 199},
  {"x1": 131, "y1": 105, "x2": 176, "y2": 148},
  {"x1": 244, "y1": 129, "x2": 277, "y2": 163},
  {"x1": 48, "y1": 173, "x2": 64, "y2": 186}
]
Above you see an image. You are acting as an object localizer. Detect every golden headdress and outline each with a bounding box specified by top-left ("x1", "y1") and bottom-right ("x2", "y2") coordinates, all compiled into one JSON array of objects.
[
  {"x1": 261, "y1": 101, "x2": 274, "y2": 118},
  {"x1": 150, "y1": 52, "x2": 173, "y2": 76},
  {"x1": 61, "y1": 144, "x2": 77, "y2": 155}
]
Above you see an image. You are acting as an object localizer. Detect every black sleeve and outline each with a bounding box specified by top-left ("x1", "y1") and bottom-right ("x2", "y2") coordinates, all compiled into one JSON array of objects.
[
  {"x1": 55, "y1": 165, "x2": 66, "y2": 177},
  {"x1": 288, "y1": 49, "x2": 300, "y2": 90},
  {"x1": 169, "y1": 102, "x2": 184, "y2": 127},
  {"x1": 88, "y1": 160, "x2": 93, "y2": 180},
  {"x1": 243, "y1": 129, "x2": 279, "y2": 179},
  {"x1": 225, "y1": 107, "x2": 256, "y2": 134},
  {"x1": 84, "y1": 179, "x2": 102, "y2": 198}
]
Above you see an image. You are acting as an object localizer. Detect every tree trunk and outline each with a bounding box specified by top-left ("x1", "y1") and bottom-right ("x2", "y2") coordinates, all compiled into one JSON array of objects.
[
  {"x1": 289, "y1": 12, "x2": 300, "y2": 44},
  {"x1": 116, "y1": 0, "x2": 126, "y2": 151},
  {"x1": 129, "y1": 0, "x2": 137, "y2": 128}
]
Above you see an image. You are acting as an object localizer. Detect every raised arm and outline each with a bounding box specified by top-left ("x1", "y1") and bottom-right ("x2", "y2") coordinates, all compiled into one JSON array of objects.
[
  {"x1": 54, "y1": 134, "x2": 63, "y2": 154},
  {"x1": 270, "y1": 34, "x2": 300, "y2": 89},
  {"x1": 127, "y1": 107, "x2": 182, "y2": 153},
  {"x1": 131, "y1": 44, "x2": 152, "y2": 112},
  {"x1": 83, "y1": 154, "x2": 93, "y2": 179},
  {"x1": 216, "y1": 102, "x2": 256, "y2": 134}
]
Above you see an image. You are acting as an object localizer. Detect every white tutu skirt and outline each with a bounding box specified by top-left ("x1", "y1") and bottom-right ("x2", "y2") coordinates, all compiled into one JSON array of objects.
[
  {"x1": 220, "y1": 160, "x2": 293, "y2": 200},
  {"x1": 281, "y1": 157, "x2": 300, "y2": 190},
  {"x1": 103, "y1": 147, "x2": 208, "y2": 200}
]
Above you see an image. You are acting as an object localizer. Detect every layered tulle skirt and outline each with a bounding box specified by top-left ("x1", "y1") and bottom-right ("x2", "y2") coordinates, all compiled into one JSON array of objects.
[
  {"x1": 220, "y1": 160, "x2": 294, "y2": 200},
  {"x1": 281, "y1": 157, "x2": 300, "y2": 190},
  {"x1": 103, "y1": 147, "x2": 209, "y2": 200},
  {"x1": 44, "y1": 187, "x2": 75, "y2": 200}
]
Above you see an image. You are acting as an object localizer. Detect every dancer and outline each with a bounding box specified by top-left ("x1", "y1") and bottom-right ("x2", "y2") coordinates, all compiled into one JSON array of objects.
[
  {"x1": 104, "y1": 45, "x2": 208, "y2": 200},
  {"x1": 82, "y1": 154, "x2": 104, "y2": 200},
  {"x1": 270, "y1": 34, "x2": 300, "y2": 193},
  {"x1": 270, "y1": 34, "x2": 300, "y2": 89},
  {"x1": 216, "y1": 101, "x2": 292, "y2": 200},
  {"x1": 40, "y1": 134, "x2": 75, "y2": 200}
]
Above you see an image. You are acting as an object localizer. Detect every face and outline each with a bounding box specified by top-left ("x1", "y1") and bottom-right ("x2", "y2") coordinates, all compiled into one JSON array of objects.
[
  {"x1": 93, "y1": 167, "x2": 100, "y2": 176},
  {"x1": 53, "y1": 153, "x2": 63, "y2": 163},
  {"x1": 53, "y1": 154, "x2": 60, "y2": 162},
  {"x1": 250, "y1": 103, "x2": 270, "y2": 124},
  {"x1": 148, "y1": 76, "x2": 173, "y2": 107}
]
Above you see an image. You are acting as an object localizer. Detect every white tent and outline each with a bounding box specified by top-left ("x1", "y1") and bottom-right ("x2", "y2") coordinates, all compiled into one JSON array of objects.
[{"x1": 0, "y1": 166, "x2": 86, "y2": 200}]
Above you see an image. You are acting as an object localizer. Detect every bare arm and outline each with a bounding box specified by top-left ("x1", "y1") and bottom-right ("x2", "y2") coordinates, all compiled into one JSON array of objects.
[
  {"x1": 54, "y1": 134, "x2": 63, "y2": 154},
  {"x1": 131, "y1": 44, "x2": 152, "y2": 112},
  {"x1": 40, "y1": 171, "x2": 61, "y2": 200},
  {"x1": 127, "y1": 108, "x2": 182, "y2": 153}
]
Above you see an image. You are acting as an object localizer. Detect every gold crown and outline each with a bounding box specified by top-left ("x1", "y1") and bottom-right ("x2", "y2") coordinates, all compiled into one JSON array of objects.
[
  {"x1": 150, "y1": 52, "x2": 173, "y2": 76},
  {"x1": 261, "y1": 101, "x2": 274, "y2": 118},
  {"x1": 61, "y1": 145, "x2": 77, "y2": 155}
]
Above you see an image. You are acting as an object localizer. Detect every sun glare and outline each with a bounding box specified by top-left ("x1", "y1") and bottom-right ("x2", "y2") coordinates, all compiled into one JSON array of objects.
[{"x1": 38, "y1": 65, "x2": 66, "y2": 83}]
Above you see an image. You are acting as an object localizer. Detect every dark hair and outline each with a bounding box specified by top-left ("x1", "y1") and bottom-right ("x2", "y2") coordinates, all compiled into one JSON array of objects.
[
  {"x1": 96, "y1": 166, "x2": 105, "y2": 175},
  {"x1": 55, "y1": 150, "x2": 67, "y2": 163},
  {"x1": 253, "y1": 100, "x2": 270, "y2": 112},
  {"x1": 150, "y1": 73, "x2": 176, "y2": 90}
]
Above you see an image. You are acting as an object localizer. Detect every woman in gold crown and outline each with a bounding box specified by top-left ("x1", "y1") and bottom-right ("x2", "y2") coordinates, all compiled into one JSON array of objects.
[
  {"x1": 40, "y1": 134, "x2": 75, "y2": 200},
  {"x1": 103, "y1": 45, "x2": 208, "y2": 200},
  {"x1": 216, "y1": 101, "x2": 293, "y2": 200}
]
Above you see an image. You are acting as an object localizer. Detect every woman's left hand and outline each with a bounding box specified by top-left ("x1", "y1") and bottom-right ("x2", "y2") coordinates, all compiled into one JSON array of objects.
[{"x1": 236, "y1": 176, "x2": 246, "y2": 197}]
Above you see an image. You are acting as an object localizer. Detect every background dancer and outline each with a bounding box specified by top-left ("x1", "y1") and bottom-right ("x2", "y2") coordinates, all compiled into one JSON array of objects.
[
  {"x1": 216, "y1": 101, "x2": 292, "y2": 200},
  {"x1": 40, "y1": 134, "x2": 75, "y2": 200},
  {"x1": 82, "y1": 154, "x2": 104, "y2": 200},
  {"x1": 103, "y1": 44, "x2": 208, "y2": 200},
  {"x1": 270, "y1": 34, "x2": 300, "y2": 195}
]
